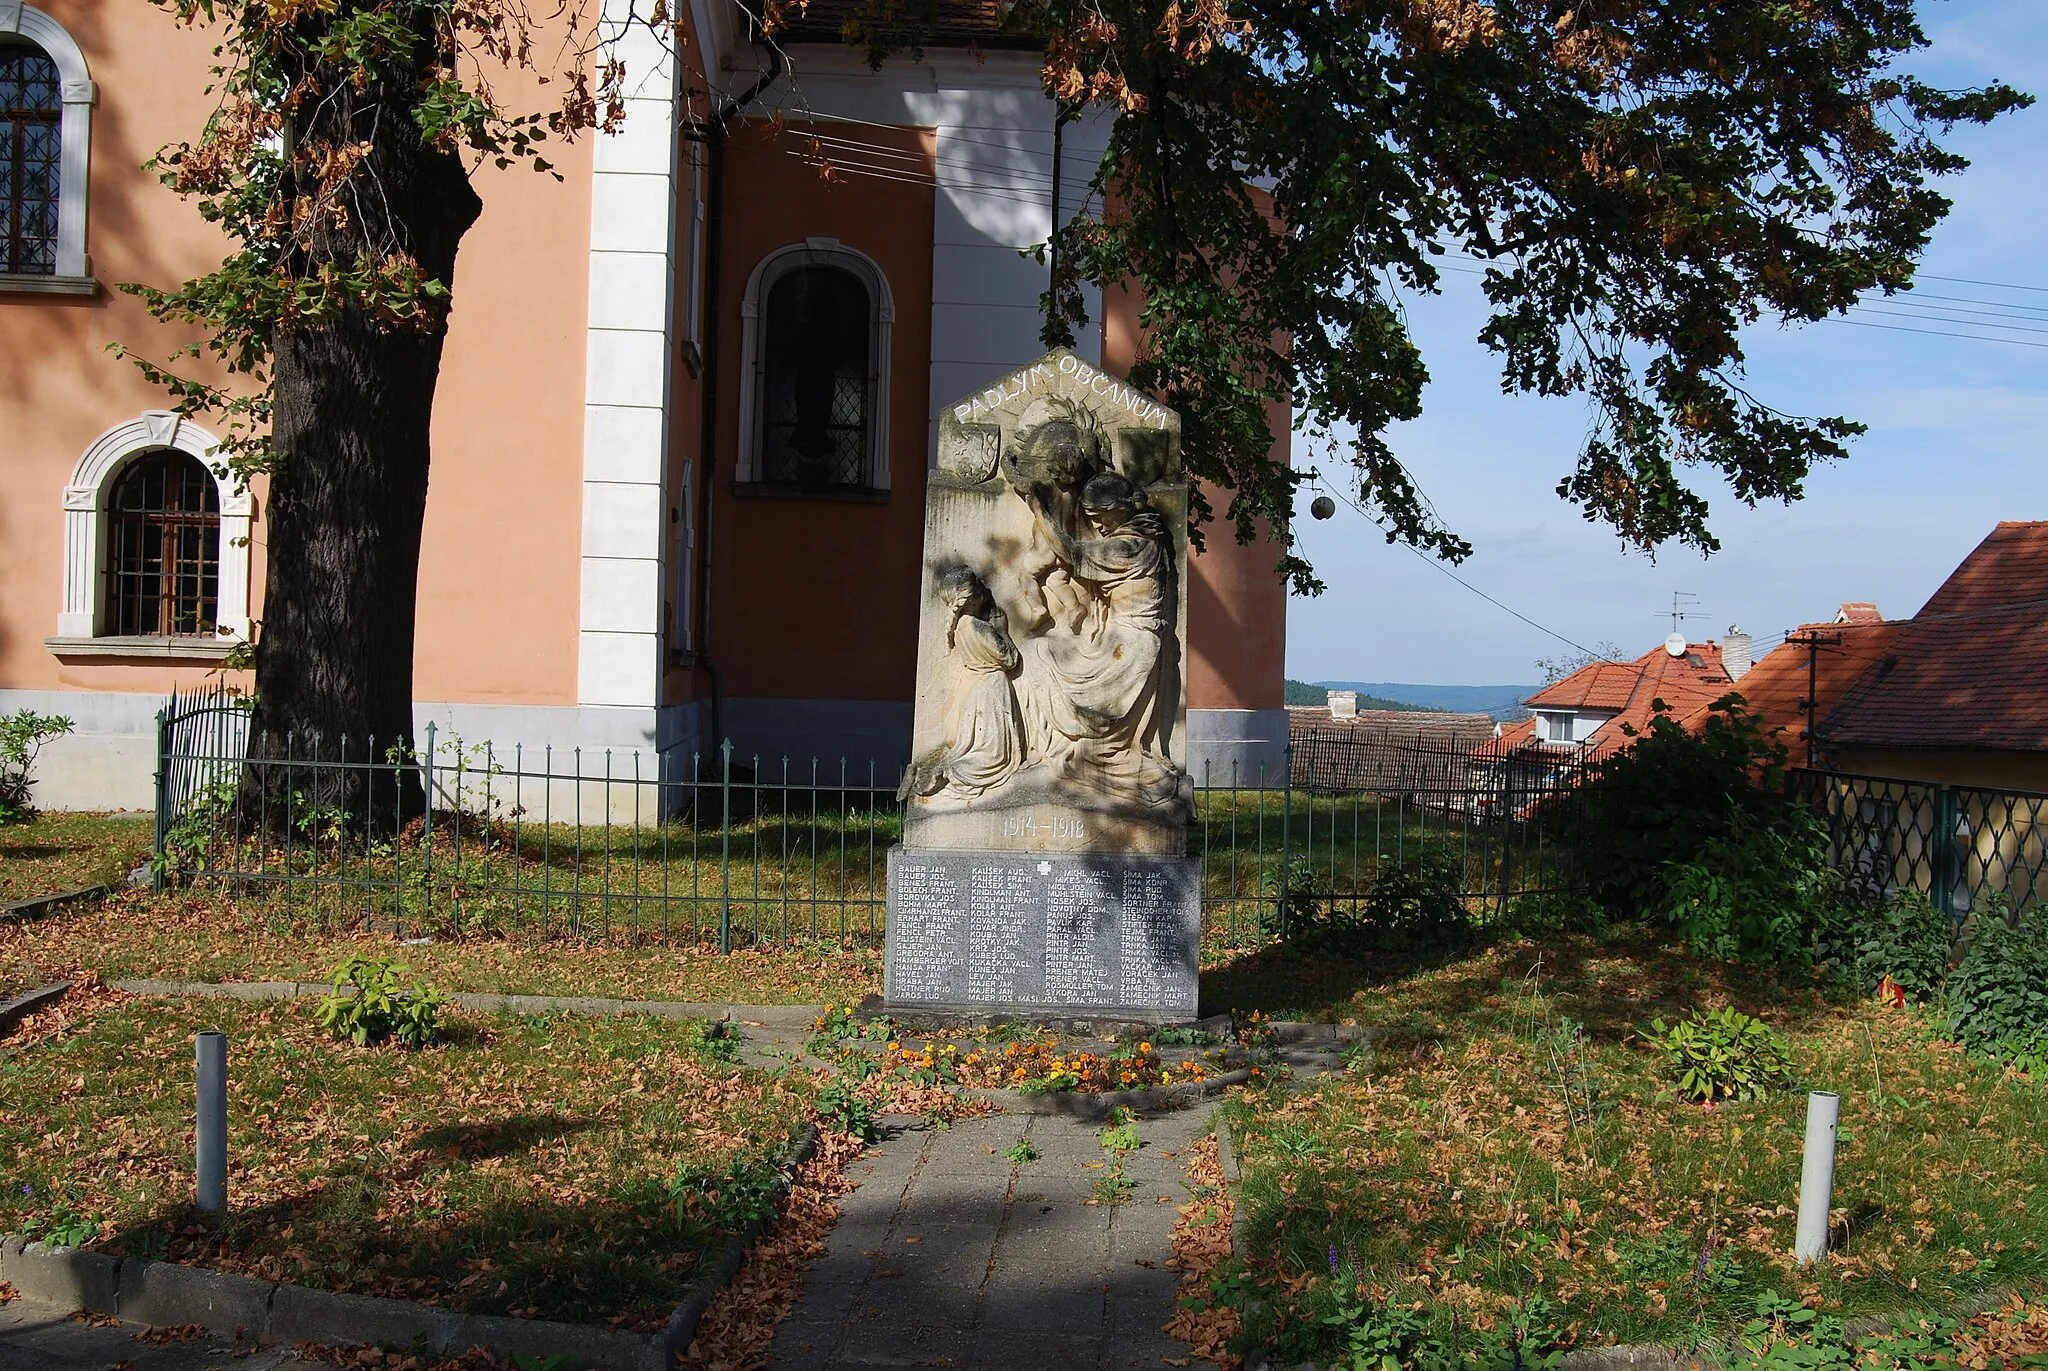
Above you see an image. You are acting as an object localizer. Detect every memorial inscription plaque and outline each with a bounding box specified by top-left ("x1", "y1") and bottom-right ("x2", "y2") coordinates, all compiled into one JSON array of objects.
[{"x1": 884, "y1": 352, "x2": 1202, "y2": 1023}]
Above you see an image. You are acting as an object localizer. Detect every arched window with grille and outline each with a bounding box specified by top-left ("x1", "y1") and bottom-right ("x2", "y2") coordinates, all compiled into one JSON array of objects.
[
  {"x1": 737, "y1": 240, "x2": 894, "y2": 493},
  {"x1": 0, "y1": 43, "x2": 61, "y2": 275},
  {"x1": 106, "y1": 450, "x2": 221, "y2": 636},
  {"x1": 0, "y1": 9, "x2": 93, "y2": 288}
]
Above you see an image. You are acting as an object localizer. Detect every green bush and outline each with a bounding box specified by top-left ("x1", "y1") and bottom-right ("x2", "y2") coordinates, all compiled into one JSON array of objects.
[
  {"x1": 0, "y1": 709, "x2": 74, "y2": 825},
  {"x1": 1944, "y1": 898, "x2": 2048, "y2": 1064},
  {"x1": 1642, "y1": 1006, "x2": 1794, "y2": 1103},
  {"x1": 1561, "y1": 696, "x2": 1790, "y2": 916},
  {"x1": 1279, "y1": 858, "x2": 1470, "y2": 955},
  {"x1": 1656, "y1": 806, "x2": 1841, "y2": 968},
  {"x1": 1844, "y1": 890, "x2": 1953, "y2": 1001},
  {"x1": 314, "y1": 955, "x2": 450, "y2": 1049}
]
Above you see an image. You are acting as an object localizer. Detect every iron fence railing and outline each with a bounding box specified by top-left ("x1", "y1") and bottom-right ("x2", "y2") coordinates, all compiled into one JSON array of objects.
[
  {"x1": 1791, "y1": 767, "x2": 2048, "y2": 918},
  {"x1": 154, "y1": 685, "x2": 1579, "y2": 948}
]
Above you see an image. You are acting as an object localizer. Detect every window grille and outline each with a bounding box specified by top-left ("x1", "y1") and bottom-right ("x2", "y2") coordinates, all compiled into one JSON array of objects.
[
  {"x1": 0, "y1": 43, "x2": 61, "y2": 275},
  {"x1": 759, "y1": 265, "x2": 873, "y2": 488},
  {"x1": 107, "y1": 450, "x2": 221, "y2": 636}
]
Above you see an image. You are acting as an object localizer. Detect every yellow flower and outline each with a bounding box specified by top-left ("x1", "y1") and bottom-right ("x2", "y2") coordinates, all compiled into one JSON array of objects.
[{"x1": 1140, "y1": 1042, "x2": 1153, "y2": 1054}]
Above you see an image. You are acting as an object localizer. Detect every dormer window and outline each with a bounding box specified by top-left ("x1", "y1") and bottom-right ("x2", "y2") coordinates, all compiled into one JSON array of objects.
[{"x1": 1540, "y1": 711, "x2": 1577, "y2": 745}]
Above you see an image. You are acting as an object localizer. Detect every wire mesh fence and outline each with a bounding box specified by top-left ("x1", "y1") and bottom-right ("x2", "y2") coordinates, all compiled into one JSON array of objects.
[
  {"x1": 154, "y1": 685, "x2": 1582, "y2": 949},
  {"x1": 1790, "y1": 767, "x2": 2048, "y2": 918}
]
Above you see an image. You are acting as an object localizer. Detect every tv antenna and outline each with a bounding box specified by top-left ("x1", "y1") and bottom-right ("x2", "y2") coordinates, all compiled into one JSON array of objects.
[{"x1": 1662, "y1": 591, "x2": 1704, "y2": 637}]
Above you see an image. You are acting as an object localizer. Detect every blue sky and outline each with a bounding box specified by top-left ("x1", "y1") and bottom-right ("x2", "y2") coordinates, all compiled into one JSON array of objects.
[{"x1": 1283, "y1": 0, "x2": 2048, "y2": 687}]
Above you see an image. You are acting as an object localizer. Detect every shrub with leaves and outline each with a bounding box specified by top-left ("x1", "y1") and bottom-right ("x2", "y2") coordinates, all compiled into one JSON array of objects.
[
  {"x1": 1945, "y1": 899, "x2": 2048, "y2": 1065},
  {"x1": 1657, "y1": 805, "x2": 1841, "y2": 969},
  {"x1": 1280, "y1": 857, "x2": 1470, "y2": 955},
  {"x1": 315, "y1": 955, "x2": 449, "y2": 1049},
  {"x1": 0, "y1": 710, "x2": 74, "y2": 826},
  {"x1": 1642, "y1": 1006, "x2": 1793, "y2": 1103},
  {"x1": 1846, "y1": 890, "x2": 1953, "y2": 1003}
]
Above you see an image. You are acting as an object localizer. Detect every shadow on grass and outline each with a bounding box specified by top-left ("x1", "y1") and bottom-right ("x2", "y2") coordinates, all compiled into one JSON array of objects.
[
  {"x1": 1203, "y1": 924, "x2": 1850, "y2": 1041},
  {"x1": 94, "y1": 1118, "x2": 723, "y2": 1327}
]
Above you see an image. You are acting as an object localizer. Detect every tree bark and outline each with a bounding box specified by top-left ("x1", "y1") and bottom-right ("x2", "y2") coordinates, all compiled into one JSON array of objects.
[{"x1": 242, "y1": 94, "x2": 483, "y2": 840}]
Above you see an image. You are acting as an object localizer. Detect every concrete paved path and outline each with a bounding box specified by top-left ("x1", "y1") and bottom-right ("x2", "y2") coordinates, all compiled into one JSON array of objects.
[
  {"x1": 0, "y1": 1296, "x2": 313, "y2": 1371},
  {"x1": 767, "y1": 1104, "x2": 1215, "y2": 1371}
]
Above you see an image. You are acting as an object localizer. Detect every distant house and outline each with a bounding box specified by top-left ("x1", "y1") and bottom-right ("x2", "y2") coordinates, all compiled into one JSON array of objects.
[
  {"x1": 1287, "y1": 696, "x2": 1497, "y2": 794},
  {"x1": 1489, "y1": 637, "x2": 1739, "y2": 765}
]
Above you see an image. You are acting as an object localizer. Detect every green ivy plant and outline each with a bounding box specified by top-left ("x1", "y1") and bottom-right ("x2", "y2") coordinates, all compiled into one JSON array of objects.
[
  {"x1": 314, "y1": 955, "x2": 450, "y2": 1049},
  {"x1": 1642, "y1": 1007, "x2": 1793, "y2": 1104}
]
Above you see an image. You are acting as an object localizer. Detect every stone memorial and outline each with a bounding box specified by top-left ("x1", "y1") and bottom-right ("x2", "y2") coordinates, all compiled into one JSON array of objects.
[{"x1": 883, "y1": 351, "x2": 1200, "y2": 1024}]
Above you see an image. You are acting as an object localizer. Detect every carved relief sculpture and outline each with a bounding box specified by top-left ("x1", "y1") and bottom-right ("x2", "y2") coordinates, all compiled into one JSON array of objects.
[{"x1": 908, "y1": 352, "x2": 1192, "y2": 855}]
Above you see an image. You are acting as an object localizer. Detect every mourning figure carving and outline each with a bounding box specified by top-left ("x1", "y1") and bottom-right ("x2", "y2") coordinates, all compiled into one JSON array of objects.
[{"x1": 910, "y1": 393, "x2": 1186, "y2": 818}]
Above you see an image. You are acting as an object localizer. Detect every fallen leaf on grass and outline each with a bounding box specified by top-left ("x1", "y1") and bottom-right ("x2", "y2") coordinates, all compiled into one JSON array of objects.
[{"x1": 134, "y1": 1324, "x2": 208, "y2": 1345}]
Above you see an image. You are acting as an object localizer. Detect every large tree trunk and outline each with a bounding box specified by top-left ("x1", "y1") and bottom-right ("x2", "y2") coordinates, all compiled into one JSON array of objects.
[{"x1": 242, "y1": 92, "x2": 483, "y2": 840}]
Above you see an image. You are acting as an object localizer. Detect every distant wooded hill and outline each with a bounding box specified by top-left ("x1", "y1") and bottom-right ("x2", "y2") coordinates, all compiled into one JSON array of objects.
[
  {"x1": 1283, "y1": 679, "x2": 1440, "y2": 712},
  {"x1": 1310, "y1": 680, "x2": 1537, "y2": 720}
]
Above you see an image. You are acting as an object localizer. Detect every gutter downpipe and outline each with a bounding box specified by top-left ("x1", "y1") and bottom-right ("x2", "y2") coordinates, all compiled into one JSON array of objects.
[{"x1": 693, "y1": 43, "x2": 785, "y2": 757}]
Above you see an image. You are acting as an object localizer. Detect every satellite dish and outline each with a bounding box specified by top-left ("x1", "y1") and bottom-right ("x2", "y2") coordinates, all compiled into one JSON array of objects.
[{"x1": 1664, "y1": 632, "x2": 1688, "y2": 658}]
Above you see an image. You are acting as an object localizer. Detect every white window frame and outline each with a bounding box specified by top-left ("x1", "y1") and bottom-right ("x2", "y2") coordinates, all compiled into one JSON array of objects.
[
  {"x1": 735, "y1": 237, "x2": 894, "y2": 491},
  {"x1": 1540, "y1": 711, "x2": 1576, "y2": 746},
  {"x1": 0, "y1": 2, "x2": 95, "y2": 287},
  {"x1": 50, "y1": 412, "x2": 253, "y2": 654}
]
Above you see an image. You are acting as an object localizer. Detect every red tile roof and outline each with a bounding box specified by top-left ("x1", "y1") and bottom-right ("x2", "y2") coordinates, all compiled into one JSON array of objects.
[
  {"x1": 1680, "y1": 620, "x2": 1907, "y2": 758},
  {"x1": 1744, "y1": 522, "x2": 2048, "y2": 757},
  {"x1": 1482, "y1": 641, "x2": 1734, "y2": 765},
  {"x1": 1835, "y1": 602, "x2": 1884, "y2": 624}
]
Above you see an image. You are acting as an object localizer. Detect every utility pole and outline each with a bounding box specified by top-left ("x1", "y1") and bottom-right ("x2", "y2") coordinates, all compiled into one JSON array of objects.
[{"x1": 1792, "y1": 628, "x2": 1842, "y2": 769}]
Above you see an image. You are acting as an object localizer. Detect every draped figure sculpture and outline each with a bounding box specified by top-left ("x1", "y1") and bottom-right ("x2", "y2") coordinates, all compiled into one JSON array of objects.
[
  {"x1": 1013, "y1": 469, "x2": 1182, "y2": 811},
  {"x1": 899, "y1": 566, "x2": 1024, "y2": 801}
]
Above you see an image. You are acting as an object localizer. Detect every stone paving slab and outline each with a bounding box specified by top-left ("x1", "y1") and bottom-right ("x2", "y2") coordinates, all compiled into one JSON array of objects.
[{"x1": 765, "y1": 1104, "x2": 1215, "y2": 1371}]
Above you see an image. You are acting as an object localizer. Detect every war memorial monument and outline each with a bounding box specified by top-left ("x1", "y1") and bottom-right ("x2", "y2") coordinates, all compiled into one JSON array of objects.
[{"x1": 883, "y1": 351, "x2": 1201, "y2": 1024}]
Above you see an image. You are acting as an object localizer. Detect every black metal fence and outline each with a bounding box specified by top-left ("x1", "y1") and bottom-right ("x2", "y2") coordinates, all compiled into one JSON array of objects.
[
  {"x1": 154, "y1": 686, "x2": 1580, "y2": 949},
  {"x1": 1791, "y1": 768, "x2": 2048, "y2": 918}
]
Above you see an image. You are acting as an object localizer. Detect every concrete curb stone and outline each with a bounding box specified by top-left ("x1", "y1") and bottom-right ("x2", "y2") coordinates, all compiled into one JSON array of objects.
[
  {"x1": 0, "y1": 884, "x2": 111, "y2": 925},
  {"x1": 267, "y1": 1284, "x2": 460, "y2": 1354},
  {"x1": 0, "y1": 981, "x2": 73, "y2": 1037},
  {"x1": 105, "y1": 981, "x2": 826, "y2": 1028},
  {"x1": 0, "y1": 1241, "x2": 120, "y2": 1312},
  {"x1": 116, "y1": 1257, "x2": 276, "y2": 1336}
]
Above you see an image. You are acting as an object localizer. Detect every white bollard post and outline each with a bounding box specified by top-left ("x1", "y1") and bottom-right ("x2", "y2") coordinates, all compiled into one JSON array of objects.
[
  {"x1": 1794, "y1": 1089, "x2": 1840, "y2": 1265},
  {"x1": 195, "y1": 1031, "x2": 227, "y2": 1214}
]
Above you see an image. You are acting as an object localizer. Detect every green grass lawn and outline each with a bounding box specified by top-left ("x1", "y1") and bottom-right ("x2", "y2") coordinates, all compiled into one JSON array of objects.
[
  {"x1": 0, "y1": 991, "x2": 812, "y2": 1326},
  {"x1": 1, "y1": 812, "x2": 151, "y2": 904},
  {"x1": 1217, "y1": 928, "x2": 2048, "y2": 1354}
]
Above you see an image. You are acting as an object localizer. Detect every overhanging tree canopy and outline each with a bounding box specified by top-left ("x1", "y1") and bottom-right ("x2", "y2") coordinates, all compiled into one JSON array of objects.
[{"x1": 841, "y1": 0, "x2": 2026, "y2": 591}]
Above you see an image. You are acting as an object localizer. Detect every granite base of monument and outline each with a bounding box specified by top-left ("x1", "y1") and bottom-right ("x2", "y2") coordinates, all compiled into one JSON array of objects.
[{"x1": 883, "y1": 846, "x2": 1201, "y2": 1025}]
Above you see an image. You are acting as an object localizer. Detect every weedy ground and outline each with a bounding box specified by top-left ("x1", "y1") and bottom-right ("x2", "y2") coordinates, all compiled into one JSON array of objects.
[
  {"x1": 0, "y1": 990, "x2": 812, "y2": 1326},
  {"x1": 1224, "y1": 926, "x2": 2048, "y2": 1351}
]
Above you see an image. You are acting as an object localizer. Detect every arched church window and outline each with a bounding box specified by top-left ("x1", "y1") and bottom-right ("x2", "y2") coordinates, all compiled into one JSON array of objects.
[
  {"x1": 0, "y1": 42, "x2": 61, "y2": 275},
  {"x1": 760, "y1": 265, "x2": 873, "y2": 488},
  {"x1": 737, "y1": 240, "x2": 895, "y2": 494},
  {"x1": 107, "y1": 450, "x2": 222, "y2": 637}
]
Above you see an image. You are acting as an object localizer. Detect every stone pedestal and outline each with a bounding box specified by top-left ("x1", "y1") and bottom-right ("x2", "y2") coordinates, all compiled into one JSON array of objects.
[{"x1": 883, "y1": 847, "x2": 1200, "y2": 1023}]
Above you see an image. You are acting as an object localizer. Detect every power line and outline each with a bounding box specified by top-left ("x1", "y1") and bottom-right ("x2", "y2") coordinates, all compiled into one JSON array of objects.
[{"x1": 1308, "y1": 472, "x2": 1604, "y2": 657}]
